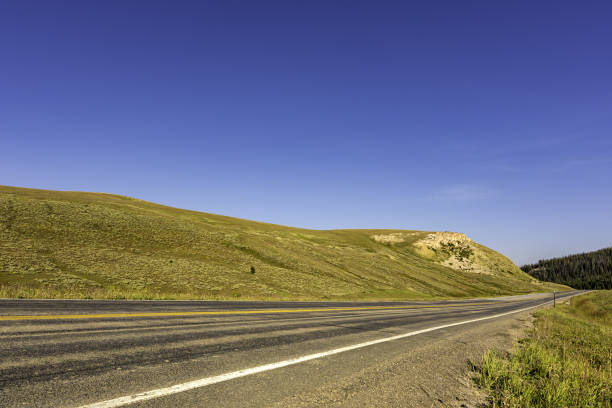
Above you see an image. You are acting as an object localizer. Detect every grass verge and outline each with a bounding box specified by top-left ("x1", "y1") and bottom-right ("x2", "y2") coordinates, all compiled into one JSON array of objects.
[{"x1": 474, "y1": 290, "x2": 611, "y2": 407}]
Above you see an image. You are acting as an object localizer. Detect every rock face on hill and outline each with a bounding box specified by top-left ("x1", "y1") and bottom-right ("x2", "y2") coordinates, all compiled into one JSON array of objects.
[
  {"x1": 372, "y1": 231, "x2": 521, "y2": 276},
  {"x1": 413, "y1": 232, "x2": 487, "y2": 274},
  {"x1": 0, "y1": 185, "x2": 566, "y2": 300}
]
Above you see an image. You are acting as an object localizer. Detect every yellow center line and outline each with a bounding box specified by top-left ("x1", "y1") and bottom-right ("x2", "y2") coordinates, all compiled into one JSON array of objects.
[{"x1": 0, "y1": 301, "x2": 513, "y2": 321}]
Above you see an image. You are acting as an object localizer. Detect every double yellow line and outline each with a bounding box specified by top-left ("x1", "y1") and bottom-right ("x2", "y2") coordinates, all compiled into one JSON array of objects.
[{"x1": 0, "y1": 301, "x2": 504, "y2": 321}]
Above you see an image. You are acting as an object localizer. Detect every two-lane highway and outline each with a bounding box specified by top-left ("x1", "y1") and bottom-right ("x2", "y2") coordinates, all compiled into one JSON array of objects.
[{"x1": 0, "y1": 291, "x2": 582, "y2": 407}]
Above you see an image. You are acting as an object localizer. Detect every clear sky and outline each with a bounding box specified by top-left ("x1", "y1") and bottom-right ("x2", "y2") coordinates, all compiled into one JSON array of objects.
[{"x1": 1, "y1": 1, "x2": 611, "y2": 265}]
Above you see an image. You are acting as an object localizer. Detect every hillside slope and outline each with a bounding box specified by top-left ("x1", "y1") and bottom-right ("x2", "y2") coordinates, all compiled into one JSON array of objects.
[
  {"x1": 522, "y1": 247, "x2": 612, "y2": 289},
  {"x1": 0, "y1": 186, "x2": 566, "y2": 300}
]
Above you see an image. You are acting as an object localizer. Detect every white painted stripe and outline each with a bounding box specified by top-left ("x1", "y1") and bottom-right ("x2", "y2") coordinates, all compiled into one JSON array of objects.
[{"x1": 78, "y1": 299, "x2": 554, "y2": 408}]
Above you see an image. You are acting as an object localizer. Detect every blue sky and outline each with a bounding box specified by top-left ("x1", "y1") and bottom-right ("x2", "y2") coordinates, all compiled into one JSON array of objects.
[{"x1": 1, "y1": 1, "x2": 611, "y2": 265}]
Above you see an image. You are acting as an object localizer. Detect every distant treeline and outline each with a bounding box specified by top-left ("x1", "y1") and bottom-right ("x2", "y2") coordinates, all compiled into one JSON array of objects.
[{"x1": 521, "y1": 247, "x2": 612, "y2": 289}]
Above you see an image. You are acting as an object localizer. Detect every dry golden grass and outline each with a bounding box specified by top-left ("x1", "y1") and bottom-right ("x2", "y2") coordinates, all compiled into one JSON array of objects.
[{"x1": 0, "y1": 185, "x2": 567, "y2": 300}]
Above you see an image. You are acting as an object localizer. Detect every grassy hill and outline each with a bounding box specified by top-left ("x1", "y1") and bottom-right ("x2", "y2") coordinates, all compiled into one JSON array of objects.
[{"x1": 0, "y1": 186, "x2": 566, "y2": 300}]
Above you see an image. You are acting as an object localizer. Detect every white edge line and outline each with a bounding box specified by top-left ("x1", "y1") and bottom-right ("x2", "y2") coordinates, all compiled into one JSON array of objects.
[{"x1": 78, "y1": 298, "x2": 559, "y2": 408}]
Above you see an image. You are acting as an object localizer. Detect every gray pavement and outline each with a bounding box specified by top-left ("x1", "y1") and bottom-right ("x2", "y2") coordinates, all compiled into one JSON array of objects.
[{"x1": 0, "y1": 291, "x2": 582, "y2": 407}]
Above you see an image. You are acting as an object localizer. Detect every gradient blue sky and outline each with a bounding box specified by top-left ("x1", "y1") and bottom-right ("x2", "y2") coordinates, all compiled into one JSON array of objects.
[{"x1": 2, "y1": 1, "x2": 611, "y2": 265}]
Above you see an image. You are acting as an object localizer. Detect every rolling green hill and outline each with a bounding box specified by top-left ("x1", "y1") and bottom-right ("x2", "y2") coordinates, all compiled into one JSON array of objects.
[{"x1": 0, "y1": 186, "x2": 567, "y2": 300}]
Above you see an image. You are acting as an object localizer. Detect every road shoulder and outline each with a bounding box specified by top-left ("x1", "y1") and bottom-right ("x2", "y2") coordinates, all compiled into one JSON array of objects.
[{"x1": 272, "y1": 309, "x2": 539, "y2": 408}]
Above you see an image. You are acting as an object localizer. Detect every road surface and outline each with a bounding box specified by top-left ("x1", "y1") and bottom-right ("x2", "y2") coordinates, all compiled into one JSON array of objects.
[{"x1": 0, "y1": 291, "x2": 582, "y2": 407}]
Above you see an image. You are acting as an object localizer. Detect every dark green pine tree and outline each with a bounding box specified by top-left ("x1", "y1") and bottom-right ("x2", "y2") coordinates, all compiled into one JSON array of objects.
[{"x1": 521, "y1": 247, "x2": 612, "y2": 289}]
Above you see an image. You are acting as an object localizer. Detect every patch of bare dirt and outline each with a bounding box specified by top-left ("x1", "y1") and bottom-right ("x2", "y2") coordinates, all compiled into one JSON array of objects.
[{"x1": 371, "y1": 232, "x2": 418, "y2": 244}]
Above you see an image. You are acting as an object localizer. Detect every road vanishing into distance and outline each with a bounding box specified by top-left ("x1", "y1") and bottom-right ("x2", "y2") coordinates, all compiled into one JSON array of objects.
[{"x1": 0, "y1": 291, "x2": 583, "y2": 407}]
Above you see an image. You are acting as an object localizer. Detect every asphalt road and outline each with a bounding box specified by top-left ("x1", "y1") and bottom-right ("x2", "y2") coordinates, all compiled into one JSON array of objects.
[{"x1": 0, "y1": 291, "x2": 582, "y2": 407}]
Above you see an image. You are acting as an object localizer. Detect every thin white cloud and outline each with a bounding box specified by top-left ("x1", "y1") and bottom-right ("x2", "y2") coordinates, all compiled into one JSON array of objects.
[
  {"x1": 433, "y1": 184, "x2": 498, "y2": 201},
  {"x1": 552, "y1": 156, "x2": 612, "y2": 173}
]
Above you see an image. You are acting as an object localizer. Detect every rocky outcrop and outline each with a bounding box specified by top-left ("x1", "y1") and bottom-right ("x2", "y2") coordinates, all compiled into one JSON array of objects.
[{"x1": 413, "y1": 232, "x2": 491, "y2": 274}]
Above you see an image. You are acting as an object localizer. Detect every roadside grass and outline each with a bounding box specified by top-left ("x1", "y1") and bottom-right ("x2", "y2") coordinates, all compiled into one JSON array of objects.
[
  {"x1": 1, "y1": 185, "x2": 567, "y2": 301},
  {"x1": 474, "y1": 290, "x2": 612, "y2": 407}
]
